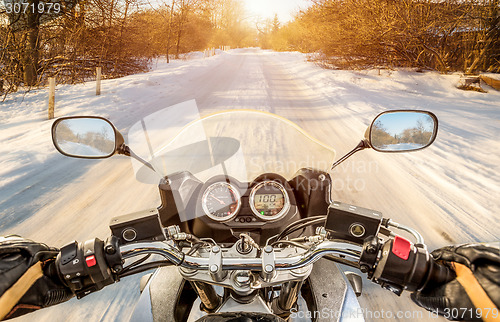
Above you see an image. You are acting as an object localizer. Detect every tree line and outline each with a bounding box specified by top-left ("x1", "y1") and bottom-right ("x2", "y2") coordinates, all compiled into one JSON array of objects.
[
  {"x1": 2, "y1": 0, "x2": 498, "y2": 98},
  {"x1": 0, "y1": 0, "x2": 255, "y2": 97},
  {"x1": 262, "y1": 0, "x2": 499, "y2": 74},
  {"x1": 371, "y1": 119, "x2": 433, "y2": 148}
]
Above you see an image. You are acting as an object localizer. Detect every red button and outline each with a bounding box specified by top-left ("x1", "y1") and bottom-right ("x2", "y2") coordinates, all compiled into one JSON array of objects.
[
  {"x1": 392, "y1": 236, "x2": 411, "y2": 260},
  {"x1": 85, "y1": 255, "x2": 97, "y2": 267}
]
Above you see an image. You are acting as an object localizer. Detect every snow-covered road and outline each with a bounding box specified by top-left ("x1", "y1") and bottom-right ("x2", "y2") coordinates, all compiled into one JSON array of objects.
[{"x1": 1, "y1": 48, "x2": 499, "y2": 321}]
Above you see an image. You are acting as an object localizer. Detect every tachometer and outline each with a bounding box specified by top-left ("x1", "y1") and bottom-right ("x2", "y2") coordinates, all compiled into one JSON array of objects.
[
  {"x1": 250, "y1": 181, "x2": 290, "y2": 220},
  {"x1": 202, "y1": 182, "x2": 241, "y2": 221}
]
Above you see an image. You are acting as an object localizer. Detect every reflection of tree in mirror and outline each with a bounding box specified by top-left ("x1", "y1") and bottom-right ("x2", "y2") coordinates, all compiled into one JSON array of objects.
[
  {"x1": 371, "y1": 120, "x2": 397, "y2": 146},
  {"x1": 57, "y1": 121, "x2": 114, "y2": 155},
  {"x1": 56, "y1": 122, "x2": 78, "y2": 142},
  {"x1": 372, "y1": 114, "x2": 434, "y2": 150},
  {"x1": 81, "y1": 129, "x2": 114, "y2": 153},
  {"x1": 400, "y1": 117, "x2": 434, "y2": 146}
]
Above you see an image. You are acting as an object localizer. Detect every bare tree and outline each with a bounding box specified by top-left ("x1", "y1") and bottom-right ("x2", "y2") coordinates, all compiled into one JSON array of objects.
[{"x1": 271, "y1": 0, "x2": 499, "y2": 73}]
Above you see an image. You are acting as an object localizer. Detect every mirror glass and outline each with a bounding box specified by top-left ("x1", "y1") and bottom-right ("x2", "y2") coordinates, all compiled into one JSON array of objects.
[
  {"x1": 370, "y1": 111, "x2": 437, "y2": 152},
  {"x1": 54, "y1": 118, "x2": 116, "y2": 158}
]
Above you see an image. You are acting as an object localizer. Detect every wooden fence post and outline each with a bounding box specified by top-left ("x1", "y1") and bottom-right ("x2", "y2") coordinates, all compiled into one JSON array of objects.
[
  {"x1": 48, "y1": 77, "x2": 55, "y2": 120},
  {"x1": 96, "y1": 67, "x2": 102, "y2": 96}
]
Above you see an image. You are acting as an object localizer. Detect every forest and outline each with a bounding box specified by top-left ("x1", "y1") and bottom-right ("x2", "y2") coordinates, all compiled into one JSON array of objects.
[
  {"x1": 264, "y1": 0, "x2": 499, "y2": 73},
  {"x1": 1, "y1": 0, "x2": 499, "y2": 97},
  {"x1": 0, "y1": 0, "x2": 255, "y2": 96}
]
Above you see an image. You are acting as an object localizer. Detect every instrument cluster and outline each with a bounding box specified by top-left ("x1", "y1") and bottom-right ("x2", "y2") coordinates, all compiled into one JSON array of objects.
[
  {"x1": 198, "y1": 174, "x2": 297, "y2": 228},
  {"x1": 201, "y1": 182, "x2": 242, "y2": 222}
]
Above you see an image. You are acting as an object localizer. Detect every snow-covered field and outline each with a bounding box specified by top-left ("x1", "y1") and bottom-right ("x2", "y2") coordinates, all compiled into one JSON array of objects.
[{"x1": 1, "y1": 48, "x2": 499, "y2": 321}]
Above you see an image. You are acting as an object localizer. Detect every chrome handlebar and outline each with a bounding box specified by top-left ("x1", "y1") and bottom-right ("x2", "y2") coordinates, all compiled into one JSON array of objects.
[{"x1": 121, "y1": 240, "x2": 362, "y2": 271}]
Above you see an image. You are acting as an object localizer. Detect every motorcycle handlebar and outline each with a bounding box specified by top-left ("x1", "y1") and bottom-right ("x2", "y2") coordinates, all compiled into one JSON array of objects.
[
  {"x1": 120, "y1": 240, "x2": 362, "y2": 271},
  {"x1": 56, "y1": 235, "x2": 455, "y2": 299},
  {"x1": 119, "y1": 236, "x2": 455, "y2": 294}
]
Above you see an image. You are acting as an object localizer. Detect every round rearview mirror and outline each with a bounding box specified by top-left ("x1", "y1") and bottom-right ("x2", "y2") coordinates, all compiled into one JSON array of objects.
[
  {"x1": 52, "y1": 117, "x2": 120, "y2": 158},
  {"x1": 368, "y1": 110, "x2": 438, "y2": 152}
]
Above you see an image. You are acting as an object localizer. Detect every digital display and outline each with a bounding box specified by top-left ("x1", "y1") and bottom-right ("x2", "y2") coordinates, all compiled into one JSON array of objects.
[{"x1": 254, "y1": 193, "x2": 284, "y2": 216}]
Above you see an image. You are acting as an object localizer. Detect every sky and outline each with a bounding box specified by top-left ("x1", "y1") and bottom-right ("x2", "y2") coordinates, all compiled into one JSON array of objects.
[
  {"x1": 242, "y1": 0, "x2": 311, "y2": 22},
  {"x1": 377, "y1": 112, "x2": 435, "y2": 136}
]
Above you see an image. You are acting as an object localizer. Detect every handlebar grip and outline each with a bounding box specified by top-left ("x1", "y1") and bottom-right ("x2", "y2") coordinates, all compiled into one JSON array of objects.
[
  {"x1": 366, "y1": 236, "x2": 456, "y2": 295},
  {"x1": 420, "y1": 255, "x2": 455, "y2": 292}
]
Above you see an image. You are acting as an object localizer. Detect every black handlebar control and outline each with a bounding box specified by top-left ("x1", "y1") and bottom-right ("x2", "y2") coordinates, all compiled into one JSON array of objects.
[
  {"x1": 56, "y1": 237, "x2": 123, "y2": 299},
  {"x1": 363, "y1": 235, "x2": 455, "y2": 295}
]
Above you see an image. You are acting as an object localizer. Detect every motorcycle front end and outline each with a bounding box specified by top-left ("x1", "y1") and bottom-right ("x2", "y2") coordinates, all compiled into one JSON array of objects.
[{"x1": 50, "y1": 105, "x2": 445, "y2": 321}]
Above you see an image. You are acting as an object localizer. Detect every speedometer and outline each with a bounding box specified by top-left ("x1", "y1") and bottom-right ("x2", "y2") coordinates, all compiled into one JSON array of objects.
[
  {"x1": 202, "y1": 182, "x2": 241, "y2": 221},
  {"x1": 250, "y1": 181, "x2": 290, "y2": 220}
]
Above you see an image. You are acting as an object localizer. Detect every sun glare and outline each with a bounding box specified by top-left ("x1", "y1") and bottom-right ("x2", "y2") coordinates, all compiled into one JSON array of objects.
[{"x1": 243, "y1": 0, "x2": 310, "y2": 22}]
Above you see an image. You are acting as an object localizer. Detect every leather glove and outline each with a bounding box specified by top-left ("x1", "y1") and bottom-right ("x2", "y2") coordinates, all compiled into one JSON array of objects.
[
  {"x1": 0, "y1": 236, "x2": 74, "y2": 320},
  {"x1": 411, "y1": 243, "x2": 500, "y2": 321}
]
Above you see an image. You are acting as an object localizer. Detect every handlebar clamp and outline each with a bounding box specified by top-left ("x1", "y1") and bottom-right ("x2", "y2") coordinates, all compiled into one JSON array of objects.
[{"x1": 359, "y1": 236, "x2": 381, "y2": 275}]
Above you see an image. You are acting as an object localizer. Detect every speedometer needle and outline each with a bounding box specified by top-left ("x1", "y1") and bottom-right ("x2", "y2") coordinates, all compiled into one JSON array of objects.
[{"x1": 213, "y1": 196, "x2": 226, "y2": 205}]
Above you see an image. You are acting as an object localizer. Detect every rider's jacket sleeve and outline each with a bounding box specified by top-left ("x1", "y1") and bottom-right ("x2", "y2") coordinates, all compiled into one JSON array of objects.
[
  {"x1": 453, "y1": 262, "x2": 498, "y2": 322},
  {"x1": 0, "y1": 262, "x2": 44, "y2": 319},
  {"x1": 0, "y1": 236, "x2": 73, "y2": 320}
]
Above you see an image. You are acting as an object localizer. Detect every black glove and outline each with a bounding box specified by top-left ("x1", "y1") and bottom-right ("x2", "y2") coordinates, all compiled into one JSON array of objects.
[
  {"x1": 411, "y1": 243, "x2": 500, "y2": 321},
  {"x1": 0, "y1": 236, "x2": 74, "y2": 320}
]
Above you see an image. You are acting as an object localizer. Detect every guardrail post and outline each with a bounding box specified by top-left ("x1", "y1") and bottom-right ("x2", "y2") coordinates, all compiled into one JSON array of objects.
[
  {"x1": 96, "y1": 67, "x2": 102, "y2": 96},
  {"x1": 48, "y1": 77, "x2": 55, "y2": 119}
]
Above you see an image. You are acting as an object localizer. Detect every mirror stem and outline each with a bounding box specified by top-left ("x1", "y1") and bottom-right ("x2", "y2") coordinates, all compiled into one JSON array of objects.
[
  {"x1": 331, "y1": 140, "x2": 369, "y2": 170},
  {"x1": 117, "y1": 144, "x2": 156, "y2": 172}
]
